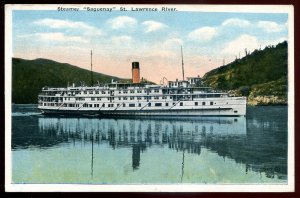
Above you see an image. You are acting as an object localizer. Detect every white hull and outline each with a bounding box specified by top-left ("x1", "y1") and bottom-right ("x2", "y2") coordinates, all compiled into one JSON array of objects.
[{"x1": 38, "y1": 98, "x2": 246, "y2": 117}]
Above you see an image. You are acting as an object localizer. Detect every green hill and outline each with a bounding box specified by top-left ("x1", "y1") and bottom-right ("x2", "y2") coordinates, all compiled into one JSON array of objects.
[
  {"x1": 202, "y1": 41, "x2": 288, "y2": 105},
  {"x1": 12, "y1": 58, "x2": 126, "y2": 104}
]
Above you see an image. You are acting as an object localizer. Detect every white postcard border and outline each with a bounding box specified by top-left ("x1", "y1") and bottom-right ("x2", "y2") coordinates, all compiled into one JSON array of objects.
[{"x1": 4, "y1": 4, "x2": 295, "y2": 192}]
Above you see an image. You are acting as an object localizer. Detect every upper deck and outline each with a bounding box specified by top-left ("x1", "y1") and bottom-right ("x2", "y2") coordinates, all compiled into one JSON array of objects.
[{"x1": 39, "y1": 83, "x2": 228, "y2": 97}]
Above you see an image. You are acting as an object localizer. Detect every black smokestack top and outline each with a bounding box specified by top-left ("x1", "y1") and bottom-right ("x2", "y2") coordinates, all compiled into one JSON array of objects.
[{"x1": 132, "y1": 62, "x2": 139, "y2": 69}]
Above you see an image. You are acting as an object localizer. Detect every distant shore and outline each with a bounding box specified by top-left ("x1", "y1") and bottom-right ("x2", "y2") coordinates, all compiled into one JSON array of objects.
[{"x1": 247, "y1": 95, "x2": 287, "y2": 106}]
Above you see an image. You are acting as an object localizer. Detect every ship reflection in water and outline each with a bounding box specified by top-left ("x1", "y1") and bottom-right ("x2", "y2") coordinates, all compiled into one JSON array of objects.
[
  {"x1": 12, "y1": 106, "x2": 287, "y2": 184},
  {"x1": 38, "y1": 117, "x2": 246, "y2": 170}
]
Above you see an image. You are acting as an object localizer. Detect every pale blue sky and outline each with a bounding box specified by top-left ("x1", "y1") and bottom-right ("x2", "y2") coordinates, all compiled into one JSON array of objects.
[{"x1": 12, "y1": 9, "x2": 289, "y2": 82}]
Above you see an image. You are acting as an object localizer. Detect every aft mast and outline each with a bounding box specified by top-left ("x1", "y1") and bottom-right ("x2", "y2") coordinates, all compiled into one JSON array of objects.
[
  {"x1": 90, "y1": 50, "x2": 94, "y2": 86},
  {"x1": 181, "y1": 46, "x2": 185, "y2": 81}
]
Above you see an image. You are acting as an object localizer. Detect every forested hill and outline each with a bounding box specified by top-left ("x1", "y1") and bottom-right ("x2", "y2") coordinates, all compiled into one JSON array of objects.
[
  {"x1": 12, "y1": 58, "x2": 125, "y2": 104},
  {"x1": 202, "y1": 41, "x2": 288, "y2": 105}
]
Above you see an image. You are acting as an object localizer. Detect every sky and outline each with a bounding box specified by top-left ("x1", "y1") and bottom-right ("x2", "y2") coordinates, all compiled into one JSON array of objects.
[{"x1": 12, "y1": 7, "x2": 289, "y2": 83}]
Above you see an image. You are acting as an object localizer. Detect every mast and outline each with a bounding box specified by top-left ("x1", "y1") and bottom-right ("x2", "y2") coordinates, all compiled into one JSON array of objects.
[
  {"x1": 181, "y1": 46, "x2": 185, "y2": 81},
  {"x1": 90, "y1": 50, "x2": 94, "y2": 86}
]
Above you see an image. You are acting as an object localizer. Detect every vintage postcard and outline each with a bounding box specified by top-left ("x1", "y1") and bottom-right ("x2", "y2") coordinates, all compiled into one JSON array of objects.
[{"x1": 5, "y1": 4, "x2": 294, "y2": 192}]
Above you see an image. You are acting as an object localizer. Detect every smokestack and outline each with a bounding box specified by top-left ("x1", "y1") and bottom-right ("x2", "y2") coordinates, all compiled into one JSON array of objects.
[{"x1": 132, "y1": 62, "x2": 140, "y2": 83}]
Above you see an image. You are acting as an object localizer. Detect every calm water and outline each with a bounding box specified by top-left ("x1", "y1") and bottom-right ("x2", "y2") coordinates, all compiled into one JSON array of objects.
[{"x1": 11, "y1": 105, "x2": 288, "y2": 184}]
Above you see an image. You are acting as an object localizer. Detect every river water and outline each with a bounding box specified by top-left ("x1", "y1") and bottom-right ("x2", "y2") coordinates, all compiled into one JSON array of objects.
[{"x1": 11, "y1": 105, "x2": 287, "y2": 184}]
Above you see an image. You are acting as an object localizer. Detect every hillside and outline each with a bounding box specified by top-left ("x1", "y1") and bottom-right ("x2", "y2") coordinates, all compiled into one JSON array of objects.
[
  {"x1": 202, "y1": 41, "x2": 288, "y2": 105},
  {"x1": 12, "y1": 58, "x2": 126, "y2": 104}
]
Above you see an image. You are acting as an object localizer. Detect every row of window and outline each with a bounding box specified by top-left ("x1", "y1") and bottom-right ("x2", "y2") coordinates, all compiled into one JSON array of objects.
[
  {"x1": 41, "y1": 94, "x2": 223, "y2": 103},
  {"x1": 194, "y1": 101, "x2": 214, "y2": 106},
  {"x1": 42, "y1": 101, "x2": 216, "y2": 107},
  {"x1": 43, "y1": 89, "x2": 163, "y2": 96},
  {"x1": 118, "y1": 89, "x2": 161, "y2": 94},
  {"x1": 66, "y1": 96, "x2": 171, "y2": 101}
]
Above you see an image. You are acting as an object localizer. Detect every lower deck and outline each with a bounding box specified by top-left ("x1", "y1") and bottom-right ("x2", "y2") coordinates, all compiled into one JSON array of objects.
[{"x1": 39, "y1": 105, "x2": 246, "y2": 117}]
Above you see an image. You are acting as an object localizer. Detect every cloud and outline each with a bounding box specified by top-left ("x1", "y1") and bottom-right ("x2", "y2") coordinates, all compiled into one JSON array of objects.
[
  {"x1": 161, "y1": 38, "x2": 183, "y2": 51},
  {"x1": 261, "y1": 37, "x2": 287, "y2": 48},
  {"x1": 34, "y1": 18, "x2": 103, "y2": 36},
  {"x1": 107, "y1": 16, "x2": 137, "y2": 29},
  {"x1": 35, "y1": 18, "x2": 92, "y2": 29},
  {"x1": 142, "y1": 20, "x2": 168, "y2": 33},
  {"x1": 143, "y1": 50, "x2": 177, "y2": 59},
  {"x1": 31, "y1": 32, "x2": 89, "y2": 43},
  {"x1": 111, "y1": 35, "x2": 133, "y2": 44},
  {"x1": 222, "y1": 18, "x2": 251, "y2": 27},
  {"x1": 39, "y1": 32, "x2": 88, "y2": 43},
  {"x1": 257, "y1": 21, "x2": 286, "y2": 33},
  {"x1": 164, "y1": 38, "x2": 183, "y2": 45},
  {"x1": 222, "y1": 18, "x2": 286, "y2": 33},
  {"x1": 188, "y1": 27, "x2": 217, "y2": 42},
  {"x1": 221, "y1": 34, "x2": 260, "y2": 56}
]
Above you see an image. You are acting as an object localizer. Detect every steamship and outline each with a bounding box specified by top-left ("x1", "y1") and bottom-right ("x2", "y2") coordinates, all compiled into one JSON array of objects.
[{"x1": 38, "y1": 61, "x2": 247, "y2": 117}]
